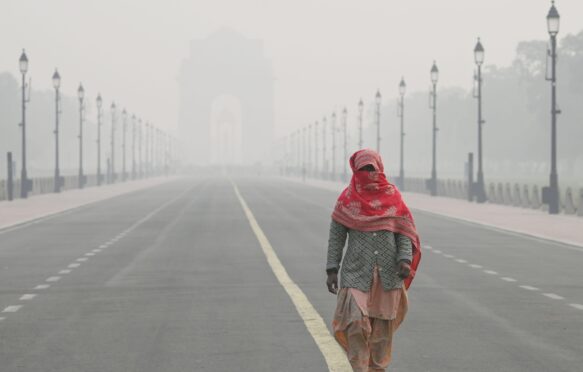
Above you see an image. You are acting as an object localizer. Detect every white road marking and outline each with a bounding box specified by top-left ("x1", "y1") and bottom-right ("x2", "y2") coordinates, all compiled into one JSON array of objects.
[
  {"x1": 68, "y1": 263, "x2": 81, "y2": 268},
  {"x1": 455, "y1": 259, "x2": 467, "y2": 263},
  {"x1": 484, "y1": 270, "x2": 498, "y2": 275},
  {"x1": 46, "y1": 276, "x2": 61, "y2": 282},
  {"x1": 59, "y1": 269, "x2": 71, "y2": 274},
  {"x1": 232, "y1": 181, "x2": 351, "y2": 371},
  {"x1": 99, "y1": 244, "x2": 108, "y2": 248},
  {"x1": 470, "y1": 264, "x2": 483, "y2": 269},
  {"x1": 444, "y1": 254, "x2": 454, "y2": 258},
  {"x1": 85, "y1": 252, "x2": 95, "y2": 256},
  {"x1": 3, "y1": 305, "x2": 22, "y2": 313},
  {"x1": 570, "y1": 304, "x2": 583, "y2": 310},
  {"x1": 543, "y1": 293, "x2": 564, "y2": 300},
  {"x1": 35, "y1": 284, "x2": 50, "y2": 290},
  {"x1": 76, "y1": 258, "x2": 88, "y2": 262},
  {"x1": 424, "y1": 245, "x2": 433, "y2": 250},
  {"x1": 501, "y1": 277, "x2": 517, "y2": 282},
  {"x1": 20, "y1": 294, "x2": 36, "y2": 300},
  {"x1": 433, "y1": 250, "x2": 442, "y2": 254},
  {"x1": 519, "y1": 285, "x2": 539, "y2": 291},
  {"x1": 0, "y1": 317, "x2": 5, "y2": 321},
  {"x1": 92, "y1": 249, "x2": 101, "y2": 253}
]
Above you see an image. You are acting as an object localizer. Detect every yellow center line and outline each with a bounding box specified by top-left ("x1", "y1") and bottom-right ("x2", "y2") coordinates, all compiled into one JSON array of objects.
[{"x1": 231, "y1": 181, "x2": 351, "y2": 372}]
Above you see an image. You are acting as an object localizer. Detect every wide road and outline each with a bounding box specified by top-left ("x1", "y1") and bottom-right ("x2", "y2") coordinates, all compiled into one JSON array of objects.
[{"x1": 0, "y1": 177, "x2": 581, "y2": 371}]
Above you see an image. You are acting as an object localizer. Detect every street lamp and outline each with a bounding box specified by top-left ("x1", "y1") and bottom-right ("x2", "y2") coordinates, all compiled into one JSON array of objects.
[
  {"x1": 429, "y1": 61, "x2": 439, "y2": 196},
  {"x1": 19, "y1": 50, "x2": 31, "y2": 198},
  {"x1": 375, "y1": 90, "x2": 381, "y2": 152},
  {"x1": 77, "y1": 83, "x2": 85, "y2": 189},
  {"x1": 331, "y1": 111, "x2": 337, "y2": 180},
  {"x1": 52, "y1": 69, "x2": 61, "y2": 193},
  {"x1": 342, "y1": 107, "x2": 348, "y2": 181},
  {"x1": 110, "y1": 102, "x2": 117, "y2": 183},
  {"x1": 122, "y1": 108, "x2": 127, "y2": 181},
  {"x1": 398, "y1": 77, "x2": 406, "y2": 190},
  {"x1": 96, "y1": 93, "x2": 103, "y2": 186},
  {"x1": 544, "y1": 0, "x2": 561, "y2": 214},
  {"x1": 358, "y1": 99, "x2": 364, "y2": 149},
  {"x1": 131, "y1": 114, "x2": 136, "y2": 179},
  {"x1": 473, "y1": 38, "x2": 487, "y2": 203}
]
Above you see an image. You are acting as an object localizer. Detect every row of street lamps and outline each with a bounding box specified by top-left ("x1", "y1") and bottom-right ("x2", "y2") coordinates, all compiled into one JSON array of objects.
[
  {"x1": 16, "y1": 50, "x2": 176, "y2": 198},
  {"x1": 281, "y1": 1, "x2": 562, "y2": 215}
]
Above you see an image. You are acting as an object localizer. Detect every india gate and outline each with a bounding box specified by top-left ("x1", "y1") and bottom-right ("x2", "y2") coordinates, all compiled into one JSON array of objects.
[{"x1": 178, "y1": 28, "x2": 275, "y2": 166}]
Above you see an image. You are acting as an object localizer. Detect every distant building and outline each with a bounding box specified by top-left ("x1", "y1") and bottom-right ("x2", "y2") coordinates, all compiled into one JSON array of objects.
[{"x1": 178, "y1": 28, "x2": 274, "y2": 166}]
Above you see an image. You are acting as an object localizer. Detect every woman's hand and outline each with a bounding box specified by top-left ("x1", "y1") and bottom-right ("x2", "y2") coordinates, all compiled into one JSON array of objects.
[
  {"x1": 398, "y1": 261, "x2": 411, "y2": 279},
  {"x1": 326, "y1": 273, "x2": 338, "y2": 294}
]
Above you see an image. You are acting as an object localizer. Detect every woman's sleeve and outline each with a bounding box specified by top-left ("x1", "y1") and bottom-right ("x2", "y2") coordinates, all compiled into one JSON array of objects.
[
  {"x1": 326, "y1": 219, "x2": 348, "y2": 274},
  {"x1": 395, "y1": 234, "x2": 413, "y2": 263}
]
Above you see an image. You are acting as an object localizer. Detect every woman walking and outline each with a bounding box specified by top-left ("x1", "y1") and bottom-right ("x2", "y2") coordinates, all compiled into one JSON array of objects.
[{"x1": 326, "y1": 149, "x2": 421, "y2": 372}]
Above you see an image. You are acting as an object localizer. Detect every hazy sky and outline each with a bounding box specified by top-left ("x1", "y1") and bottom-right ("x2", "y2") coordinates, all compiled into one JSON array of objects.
[{"x1": 2, "y1": 0, "x2": 582, "y2": 137}]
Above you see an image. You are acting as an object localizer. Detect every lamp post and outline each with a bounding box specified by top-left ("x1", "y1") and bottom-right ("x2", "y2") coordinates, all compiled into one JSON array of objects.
[
  {"x1": 398, "y1": 77, "x2": 406, "y2": 190},
  {"x1": 331, "y1": 111, "x2": 337, "y2": 180},
  {"x1": 358, "y1": 99, "x2": 364, "y2": 149},
  {"x1": 322, "y1": 117, "x2": 327, "y2": 177},
  {"x1": 122, "y1": 108, "x2": 127, "y2": 181},
  {"x1": 52, "y1": 69, "x2": 61, "y2": 193},
  {"x1": 429, "y1": 61, "x2": 439, "y2": 196},
  {"x1": 138, "y1": 118, "x2": 143, "y2": 178},
  {"x1": 131, "y1": 114, "x2": 136, "y2": 179},
  {"x1": 545, "y1": 1, "x2": 561, "y2": 214},
  {"x1": 342, "y1": 107, "x2": 348, "y2": 181},
  {"x1": 473, "y1": 38, "x2": 487, "y2": 203},
  {"x1": 110, "y1": 102, "x2": 116, "y2": 183},
  {"x1": 375, "y1": 91, "x2": 381, "y2": 153},
  {"x1": 314, "y1": 121, "x2": 319, "y2": 176},
  {"x1": 19, "y1": 50, "x2": 30, "y2": 198},
  {"x1": 77, "y1": 83, "x2": 85, "y2": 189},
  {"x1": 96, "y1": 94, "x2": 103, "y2": 186}
]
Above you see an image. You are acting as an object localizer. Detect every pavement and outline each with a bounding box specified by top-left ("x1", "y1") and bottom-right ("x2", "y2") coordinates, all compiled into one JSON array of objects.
[
  {"x1": 0, "y1": 176, "x2": 182, "y2": 231},
  {"x1": 0, "y1": 176, "x2": 581, "y2": 371},
  {"x1": 283, "y1": 176, "x2": 583, "y2": 249}
]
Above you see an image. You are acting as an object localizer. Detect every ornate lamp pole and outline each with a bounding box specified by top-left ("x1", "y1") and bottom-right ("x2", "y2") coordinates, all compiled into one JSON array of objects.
[
  {"x1": 52, "y1": 69, "x2": 61, "y2": 193},
  {"x1": 122, "y1": 108, "x2": 127, "y2": 181},
  {"x1": 110, "y1": 102, "x2": 117, "y2": 183},
  {"x1": 429, "y1": 61, "x2": 439, "y2": 196},
  {"x1": 398, "y1": 77, "x2": 406, "y2": 190},
  {"x1": 544, "y1": 1, "x2": 561, "y2": 214},
  {"x1": 96, "y1": 94, "x2": 103, "y2": 186},
  {"x1": 473, "y1": 38, "x2": 487, "y2": 203},
  {"x1": 77, "y1": 83, "x2": 85, "y2": 189},
  {"x1": 131, "y1": 114, "x2": 136, "y2": 179},
  {"x1": 358, "y1": 98, "x2": 364, "y2": 149},
  {"x1": 342, "y1": 107, "x2": 348, "y2": 181},
  {"x1": 19, "y1": 50, "x2": 30, "y2": 198},
  {"x1": 331, "y1": 111, "x2": 337, "y2": 180},
  {"x1": 375, "y1": 91, "x2": 381, "y2": 152}
]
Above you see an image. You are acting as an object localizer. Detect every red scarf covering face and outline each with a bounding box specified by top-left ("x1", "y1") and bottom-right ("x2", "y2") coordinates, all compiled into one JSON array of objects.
[{"x1": 331, "y1": 149, "x2": 421, "y2": 289}]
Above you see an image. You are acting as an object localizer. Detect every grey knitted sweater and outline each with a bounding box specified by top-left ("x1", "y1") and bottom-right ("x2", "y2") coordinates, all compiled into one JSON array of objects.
[{"x1": 326, "y1": 219, "x2": 413, "y2": 292}]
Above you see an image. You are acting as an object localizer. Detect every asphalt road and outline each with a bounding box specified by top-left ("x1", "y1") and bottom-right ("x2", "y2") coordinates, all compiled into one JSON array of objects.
[{"x1": 0, "y1": 176, "x2": 581, "y2": 372}]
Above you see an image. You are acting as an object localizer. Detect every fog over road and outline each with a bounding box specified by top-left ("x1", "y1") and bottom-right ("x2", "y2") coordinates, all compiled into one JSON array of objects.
[{"x1": 0, "y1": 178, "x2": 581, "y2": 371}]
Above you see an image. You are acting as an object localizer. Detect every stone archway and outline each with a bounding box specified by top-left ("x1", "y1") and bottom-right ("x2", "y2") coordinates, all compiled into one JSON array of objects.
[{"x1": 178, "y1": 28, "x2": 274, "y2": 166}]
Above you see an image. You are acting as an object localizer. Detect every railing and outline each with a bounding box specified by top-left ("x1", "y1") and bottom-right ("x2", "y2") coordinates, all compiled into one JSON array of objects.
[{"x1": 403, "y1": 177, "x2": 583, "y2": 217}]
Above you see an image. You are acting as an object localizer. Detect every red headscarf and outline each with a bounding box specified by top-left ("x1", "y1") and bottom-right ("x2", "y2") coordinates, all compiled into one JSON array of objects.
[{"x1": 331, "y1": 149, "x2": 421, "y2": 289}]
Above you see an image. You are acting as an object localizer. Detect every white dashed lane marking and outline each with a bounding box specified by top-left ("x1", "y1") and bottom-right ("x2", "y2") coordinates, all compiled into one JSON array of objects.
[
  {"x1": 470, "y1": 264, "x2": 483, "y2": 269},
  {"x1": 501, "y1": 277, "x2": 517, "y2": 282},
  {"x1": 433, "y1": 250, "x2": 442, "y2": 254},
  {"x1": 19, "y1": 294, "x2": 36, "y2": 300},
  {"x1": 570, "y1": 304, "x2": 583, "y2": 310},
  {"x1": 76, "y1": 258, "x2": 88, "y2": 262},
  {"x1": 543, "y1": 293, "x2": 564, "y2": 300},
  {"x1": 444, "y1": 254, "x2": 454, "y2": 258},
  {"x1": 59, "y1": 269, "x2": 71, "y2": 274},
  {"x1": 68, "y1": 263, "x2": 81, "y2": 268},
  {"x1": 519, "y1": 285, "x2": 539, "y2": 291},
  {"x1": 484, "y1": 270, "x2": 498, "y2": 275},
  {"x1": 85, "y1": 253, "x2": 95, "y2": 256},
  {"x1": 46, "y1": 276, "x2": 61, "y2": 282},
  {"x1": 34, "y1": 284, "x2": 50, "y2": 290},
  {"x1": 455, "y1": 259, "x2": 467, "y2": 263},
  {"x1": 3, "y1": 305, "x2": 22, "y2": 313}
]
